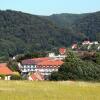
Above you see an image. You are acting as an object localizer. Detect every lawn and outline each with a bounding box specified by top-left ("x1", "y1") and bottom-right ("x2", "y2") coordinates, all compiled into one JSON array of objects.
[{"x1": 0, "y1": 80, "x2": 100, "y2": 100}]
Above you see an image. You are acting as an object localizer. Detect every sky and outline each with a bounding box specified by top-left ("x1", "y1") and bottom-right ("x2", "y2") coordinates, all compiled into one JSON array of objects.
[{"x1": 0, "y1": 0, "x2": 100, "y2": 15}]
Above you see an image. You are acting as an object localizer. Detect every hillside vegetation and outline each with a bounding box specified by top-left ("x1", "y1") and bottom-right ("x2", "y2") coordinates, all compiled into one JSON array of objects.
[
  {"x1": 0, "y1": 10, "x2": 100, "y2": 57},
  {"x1": 0, "y1": 10, "x2": 80, "y2": 57},
  {"x1": 45, "y1": 13, "x2": 88, "y2": 28},
  {"x1": 50, "y1": 51, "x2": 100, "y2": 81},
  {"x1": 46, "y1": 12, "x2": 100, "y2": 41},
  {"x1": 74, "y1": 11, "x2": 100, "y2": 41}
]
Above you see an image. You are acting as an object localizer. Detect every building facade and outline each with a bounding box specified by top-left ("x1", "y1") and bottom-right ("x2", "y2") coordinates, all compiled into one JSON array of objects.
[{"x1": 19, "y1": 57, "x2": 64, "y2": 78}]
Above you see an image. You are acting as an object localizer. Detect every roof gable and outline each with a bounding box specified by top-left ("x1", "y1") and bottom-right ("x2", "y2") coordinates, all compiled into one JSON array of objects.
[{"x1": 0, "y1": 63, "x2": 13, "y2": 75}]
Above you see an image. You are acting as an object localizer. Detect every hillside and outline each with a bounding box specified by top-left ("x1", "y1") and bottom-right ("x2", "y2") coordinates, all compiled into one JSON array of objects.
[
  {"x1": 45, "y1": 13, "x2": 88, "y2": 28},
  {"x1": 46, "y1": 12, "x2": 100, "y2": 41},
  {"x1": 73, "y1": 11, "x2": 100, "y2": 41},
  {"x1": 0, "y1": 10, "x2": 100, "y2": 57},
  {"x1": 0, "y1": 10, "x2": 79, "y2": 57}
]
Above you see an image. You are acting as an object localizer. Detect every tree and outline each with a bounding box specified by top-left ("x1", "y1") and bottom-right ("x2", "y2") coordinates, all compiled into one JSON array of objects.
[
  {"x1": 50, "y1": 51, "x2": 100, "y2": 81},
  {"x1": 95, "y1": 52, "x2": 100, "y2": 65}
]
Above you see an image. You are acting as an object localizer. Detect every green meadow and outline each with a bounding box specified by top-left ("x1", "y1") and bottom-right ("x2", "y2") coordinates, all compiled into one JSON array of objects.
[{"x1": 0, "y1": 80, "x2": 100, "y2": 100}]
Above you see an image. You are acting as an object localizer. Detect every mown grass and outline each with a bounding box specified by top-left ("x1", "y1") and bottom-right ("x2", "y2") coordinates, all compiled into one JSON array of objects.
[{"x1": 0, "y1": 80, "x2": 100, "y2": 100}]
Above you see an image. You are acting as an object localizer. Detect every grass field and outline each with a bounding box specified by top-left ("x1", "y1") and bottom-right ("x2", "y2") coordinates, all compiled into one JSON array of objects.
[{"x1": 0, "y1": 80, "x2": 100, "y2": 100}]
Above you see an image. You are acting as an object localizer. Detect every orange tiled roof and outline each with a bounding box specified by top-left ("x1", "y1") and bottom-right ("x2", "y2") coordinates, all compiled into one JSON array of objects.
[
  {"x1": 22, "y1": 57, "x2": 64, "y2": 68},
  {"x1": 37, "y1": 60, "x2": 64, "y2": 67},
  {"x1": 22, "y1": 57, "x2": 50, "y2": 65},
  {"x1": 0, "y1": 63, "x2": 13, "y2": 75},
  {"x1": 30, "y1": 71, "x2": 44, "y2": 81},
  {"x1": 59, "y1": 48, "x2": 66, "y2": 54}
]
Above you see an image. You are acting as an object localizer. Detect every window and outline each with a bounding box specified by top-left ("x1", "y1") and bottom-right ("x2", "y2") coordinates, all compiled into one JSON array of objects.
[
  {"x1": 27, "y1": 65, "x2": 30, "y2": 68},
  {"x1": 31, "y1": 65, "x2": 33, "y2": 68},
  {"x1": 24, "y1": 65, "x2": 26, "y2": 68}
]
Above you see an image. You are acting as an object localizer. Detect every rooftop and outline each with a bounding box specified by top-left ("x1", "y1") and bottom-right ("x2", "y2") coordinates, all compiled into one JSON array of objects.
[
  {"x1": 21, "y1": 57, "x2": 64, "y2": 68},
  {"x1": 0, "y1": 63, "x2": 13, "y2": 75}
]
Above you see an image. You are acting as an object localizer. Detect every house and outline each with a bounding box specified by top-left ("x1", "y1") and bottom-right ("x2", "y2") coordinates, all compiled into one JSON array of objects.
[
  {"x1": 59, "y1": 48, "x2": 66, "y2": 55},
  {"x1": 82, "y1": 40, "x2": 90, "y2": 45},
  {"x1": 82, "y1": 40, "x2": 99, "y2": 45},
  {"x1": 28, "y1": 71, "x2": 44, "y2": 81},
  {"x1": 19, "y1": 57, "x2": 50, "y2": 73},
  {"x1": 98, "y1": 46, "x2": 100, "y2": 50},
  {"x1": 0, "y1": 63, "x2": 13, "y2": 80},
  {"x1": 92, "y1": 41, "x2": 99, "y2": 45},
  {"x1": 48, "y1": 47, "x2": 67, "y2": 60},
  {"x1": 48, "y1": 53, "x2": 66, "y2": 60},
  {"x1": 19, "y1": 57, "x2": 64, "y2": 79},
  {"x1": 72, "y1": 43, "x2": 78, "y2": 49}
]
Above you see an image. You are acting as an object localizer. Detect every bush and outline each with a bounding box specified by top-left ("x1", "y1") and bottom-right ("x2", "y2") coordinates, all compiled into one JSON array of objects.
[
  {"x1": 0, "y1": 74, "x2": 5, "y2": 80},
  {"x1": 50, "y1": 51, "x2": 100, "y2": 81},
  {"x1": 11, "y1": 74, "x2": 22, "y2": 80}
]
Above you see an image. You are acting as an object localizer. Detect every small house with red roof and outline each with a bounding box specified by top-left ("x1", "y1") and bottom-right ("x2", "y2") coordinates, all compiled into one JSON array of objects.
[
  {"x1": 28, "y1": 71, "x2": 44, "y2": 81},
  {"x1": 59, "y1": 48, "x2": 66, "y2": 55},
  {"x1": 0, "y1": 63, "x2": 13, "y2": 80}
]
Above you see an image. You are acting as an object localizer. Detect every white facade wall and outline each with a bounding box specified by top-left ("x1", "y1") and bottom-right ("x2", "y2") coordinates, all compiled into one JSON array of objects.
[
  {"x1": 19, "y1": 64, "x2": 36, "y2": 73},
  {"x1": 48, "y1": 53, "x2": 66, "y2": 60},
  {"x1": 35, "y1": 67, "x2": 58, "y2": 75},
  {"x1": 5, "y1": 76, "x2": 11, "y2": 80},
  {"x1": 20, "y1": 63, "x2": 59, "y2": 76}
]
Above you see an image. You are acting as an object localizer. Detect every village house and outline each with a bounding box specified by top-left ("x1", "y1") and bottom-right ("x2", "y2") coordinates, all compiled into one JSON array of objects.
[
  {"x1": 71, "y1": 41, "x2": 78, "y2": 49},
  {"x1": 82, "y1": 40, "x2": 99, "y2": 45},
  {"x1": 48, "y1": 53, "x2": 66, "y2": 60},
  {"x1": 18, "y1": 57, "x2": 64, "y2": 79},
  {"x1": 28, "y1": 71, "x2": 44, "y2": 81},
  {"x1": 48, "y1": 48, "x2": 67, "y2": 60},
  {"x1": 82, "y1": 40, "x2": 91, "y2": 45},
  {"x1": 0, "y1": 63, "x2": 13, "y2": 80}
]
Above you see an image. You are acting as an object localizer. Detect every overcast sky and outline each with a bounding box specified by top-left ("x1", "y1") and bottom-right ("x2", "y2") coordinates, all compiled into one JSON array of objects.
[{"x1": 0, "y1": 0, "x2": 100, "y2": 15}]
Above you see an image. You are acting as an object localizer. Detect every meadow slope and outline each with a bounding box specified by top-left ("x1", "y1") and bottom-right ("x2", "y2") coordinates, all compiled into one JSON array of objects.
[{"x1": 0, "y1": 81, "x2": 100, "y2": 100}]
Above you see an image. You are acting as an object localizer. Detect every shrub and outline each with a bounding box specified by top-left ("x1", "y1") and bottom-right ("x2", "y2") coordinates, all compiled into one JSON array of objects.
[
  {"x1": 50, "y1": 51, "x2": 100, "y2": 81},
  {"x1": 0, "y1": 74, "x2": 5, "y2": 80},
  {"x1": 11, "y1": 74, "x2": 22, "y2": 80}
]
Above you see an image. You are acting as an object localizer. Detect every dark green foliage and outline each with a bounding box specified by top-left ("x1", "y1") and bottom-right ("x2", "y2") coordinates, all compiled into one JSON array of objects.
[
  {"x1": 0, "y1": 74, "x2": 5, "y2": 79},
  {"x1": 95, "y1": 52, "x2": 100, "y2": 65},
  {"x1": 0, "y1": 10, "x2": 80, "y2": 57},
  {"x1": 96, "y1": 33, "x2": 100, "y2": 41},
  {"x1": 74, "y1": 11, "x2": 100, "y2": 41},
  {"x1": 0, "y1": 10, "x2": 100, "y2": 57},
  {"x1": 50, "y1": 51, "x2": 100, "y2": 81},
  {"x1": 45, "y1": 13, "x2": 87, "y2": 28},
  {"x1": 0, "y1": 56, "x2": 9, "y2": 63},
  {"x1": 7, "y1": 59, "x2": 19, "y2": 71},
  {"x1": 15, "y1": 52, "x2": 47, "y2": 62},
  {"x1": 46, "y1": 12, "x2": 100, "y2": 42},
  {"x1": 11, "y1": 74, "x2": 22, "y2": 80}
]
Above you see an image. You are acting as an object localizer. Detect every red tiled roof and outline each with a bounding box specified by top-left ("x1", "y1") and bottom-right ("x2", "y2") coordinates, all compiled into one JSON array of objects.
[
  {"x1": 22, "y1": 57, "x2": 50, "y2": 65},
  {"x1": 30, "y1": 71, "x2": 44, "y2": 81},
  {"x1": 22, "y1": 59, "x2": 36, "y2": 65},
  {"x1": 59, "y1": 48, "x2": 66, "y2": 55},
  {"x1": 37, "y1": 60, "x2": 64, "y2": 68},
  {"x1": 21, "y1": 57, "x2": 64, "y2": 68},
  {"x1": 0, "y1": 63, "x2": 13, "y2": 75}
]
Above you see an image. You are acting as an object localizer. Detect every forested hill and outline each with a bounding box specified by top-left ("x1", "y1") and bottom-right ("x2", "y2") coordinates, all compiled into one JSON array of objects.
[
  {"x1": 46, "y1": 12, "x2": 100, "y2": 41},
  {"x1": 45, "y1": 13, "x2": 88, "y2": 28},
  {"x1": 0, "y1": 10, "x2": 80, "y2": 57},
  {"x1": 0, "y1": 10, "x2": 100, "y2": 57},
  {"x1": 73, "y1": 11, "x2": 100, "y2": 41}
]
